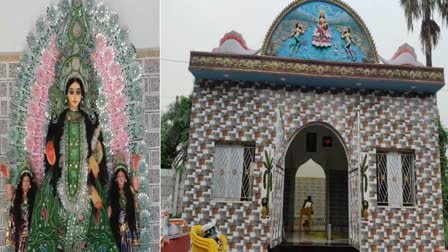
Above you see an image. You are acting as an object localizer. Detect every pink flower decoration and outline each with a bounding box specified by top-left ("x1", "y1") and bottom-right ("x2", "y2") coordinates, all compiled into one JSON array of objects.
[
  {"x1": 109, "y1": 114, "x2": 118, "y2": 129},
  {"x1": 121, "y1": 133, "x2": 129, "y2": 147},
  {"x1": 96, "y1": 34, "x2": 106, "y2": 53},
  {"x1": 115, "y1": 96, "x2": 126, "y2": 111},
  {"x1": 35, "y1": 120, "x2": 43, "y2": 132},
  {"x1": 96, "y1": 60, "x2": 107, "y2": 75},
  {"x1": 46, "y1": 68, "x2": 55, "y2": 82},
  {"x1": 25, "y1": 137, "x2": 34, "y2": 150},
  {"x1": 42, "y1": 50, "x2": 52, "y2": 66},
  {"x1": 28, "y1": 101, "x2": 39, "y2": 116},
  {"x1": 112, "y1": 139, "x2": 120, "y2": 151},
  {"x1": 23, "y1": 35, "x2": 58, "y2": 186},
  {"x1": 114, "y1": 114, "x2": 125, "y2": 128},
  {"x1": 32, "y1": 156, "x2": 41, "y2": 171},
  {"x1": 120, "y1": 115, "x2": 128, "y2": 127},
  {"x1": 41, "y1": 87, "x2": 49, "y2": 101},
  {"x1": 35, "y1": 136, "x2": 43, "y2": 148},
  {"x1": 109, "y1": 62, "x2": 121, "y2": 78},
  {"x1": 103, "y1": 48, "x2": 114, "y2": 66},
  {"x1": 31, "y1": 160, "x2": 37, "y2": 170},
  {"x1": 113, "y1": 79, "x2": 125, "y2": 92},
  {"x1": 26, "y1": 119, "x2": 36, "y2": 132},
  {"x1": 31, "y1": 85, "x2": 42, "y2": 99},
  {"x1": 105, "y1": 87, "x2": 114, "y2": 100},
  {"x1": 36, "y1": 68, "x2": 46, "y2": 85}
]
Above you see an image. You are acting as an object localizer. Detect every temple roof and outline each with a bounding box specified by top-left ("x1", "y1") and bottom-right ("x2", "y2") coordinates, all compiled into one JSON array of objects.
[
  {"x1": 189, "y1": 52, "x2": 444, "y2": 93},
  {"x1": 189, "y1": 0, "x2": 445, "y2": 93}
]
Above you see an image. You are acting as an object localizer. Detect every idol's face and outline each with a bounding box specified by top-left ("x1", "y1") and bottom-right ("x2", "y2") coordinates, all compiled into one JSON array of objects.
[
  {"x1": 116, "y1": 170, "x2": 126, "y2": 189},
  {"x1": 22, "y1": 175, "x2": 31, "y2": 193},
  {"x1": 67, "y1": 81, "x2": 82, "y2": 111}
]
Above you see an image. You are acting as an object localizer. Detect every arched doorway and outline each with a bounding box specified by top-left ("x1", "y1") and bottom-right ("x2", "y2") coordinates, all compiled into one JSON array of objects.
[
  {"x1": 294, "y1": 159, "x2": 326, "y2": 233},
  {"x1": 283, "y1": 122, "x2": 349, "y2": 244}
]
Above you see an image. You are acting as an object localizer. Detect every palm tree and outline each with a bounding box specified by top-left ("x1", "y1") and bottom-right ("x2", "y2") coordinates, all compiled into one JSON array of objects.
[
  {"x1": 400, "y1": 0, "x2": 448, "y2": 67},
  {"x1": 263, "y1": 150, "x2": 274, "y2": 215}
]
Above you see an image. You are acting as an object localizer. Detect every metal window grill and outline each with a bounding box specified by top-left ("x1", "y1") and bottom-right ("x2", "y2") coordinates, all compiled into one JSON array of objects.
[
  {"x1": 376, "y1": 153, "x2": 415, "y2": 206},
  {"x1": 212, "y1": 144, "x2": 255, "y2": 201},
  {"x1": 241, "y1": 146, "x2": 255, "y2": 201},
  {"x1": 376, "y1": 154, "x2": 388, "y2": 205},
  {"x1": 401, "y1": 154, "x2": 415, "y2": 206}
]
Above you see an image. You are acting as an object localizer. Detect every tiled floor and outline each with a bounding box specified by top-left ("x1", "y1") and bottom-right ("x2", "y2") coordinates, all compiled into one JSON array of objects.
[{"x1": 284, "y1": 231, "x2": 349, "y2": 245}]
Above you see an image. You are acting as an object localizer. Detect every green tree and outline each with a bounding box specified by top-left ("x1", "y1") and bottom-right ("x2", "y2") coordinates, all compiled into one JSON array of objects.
[
  {"x1": 400, "y1": 0, "x2": 448, "y2": 67},
  {"x1": 439, "y1": 121, "x2": 448, "y2": 245},
  {"x1": 161, "y1": 96, "x2": 192, "y2": 169}
]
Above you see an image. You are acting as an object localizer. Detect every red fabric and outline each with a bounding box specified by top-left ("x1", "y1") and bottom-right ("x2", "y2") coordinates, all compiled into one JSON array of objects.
[{"x1": 161, "y1": 234, "x2": 190, "y2": 252}]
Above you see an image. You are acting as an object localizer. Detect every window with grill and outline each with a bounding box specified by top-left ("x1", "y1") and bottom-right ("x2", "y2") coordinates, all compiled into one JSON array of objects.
[
  {"x1": 212, "y1": 143, "x2": 255, "y2": 201},
  {"x1": 376, "y1": 151, "x2": 415, "y2": 207}
]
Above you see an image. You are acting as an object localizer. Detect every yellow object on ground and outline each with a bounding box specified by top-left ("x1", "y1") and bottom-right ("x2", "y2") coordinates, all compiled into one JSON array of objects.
[{"x1": 190, "y1": 225, "x2": 227, "y2": 252}]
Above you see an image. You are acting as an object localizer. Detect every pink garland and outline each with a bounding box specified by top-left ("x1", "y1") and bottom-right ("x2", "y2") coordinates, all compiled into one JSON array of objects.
[
  {"x1": 92, "y1": 34, "x2": 130, "y2": 163},
  {"x1": 24, "y1": 34, "x2": 58, "y2": 184}
]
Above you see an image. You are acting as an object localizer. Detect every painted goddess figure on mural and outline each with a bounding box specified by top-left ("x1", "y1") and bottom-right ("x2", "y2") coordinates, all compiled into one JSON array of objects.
[
  {"x1": 312, "y1": 10, "x2": 333, "y2": 47},
  {"x1": 288, "y1": 23, "x2": 306, "y2": 55}
]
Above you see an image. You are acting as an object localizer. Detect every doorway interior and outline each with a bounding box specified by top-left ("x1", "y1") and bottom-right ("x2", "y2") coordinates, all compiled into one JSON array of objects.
[{"x1": 282, "y1": 123, "x2": 349, "y2": 245}]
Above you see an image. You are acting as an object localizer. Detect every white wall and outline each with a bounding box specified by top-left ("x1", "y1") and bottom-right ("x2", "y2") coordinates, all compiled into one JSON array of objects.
[{"x1": 0, "y1": 0, "x2": 159, "y2": 52}]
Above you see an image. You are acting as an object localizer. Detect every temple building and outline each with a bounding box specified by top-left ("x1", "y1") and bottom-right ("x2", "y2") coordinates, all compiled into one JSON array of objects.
[{"x1": 182, "y1": 0, "x2": 445, "y2": 251}]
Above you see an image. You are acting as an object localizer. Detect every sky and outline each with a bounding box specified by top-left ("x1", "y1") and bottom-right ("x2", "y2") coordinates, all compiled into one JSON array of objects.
[
  {"x1": 0, "y1": 0, "x2": 159, "y2": 51},
  {"x1": 161, "y1": 0, "x2": 448, "y2": 127}
]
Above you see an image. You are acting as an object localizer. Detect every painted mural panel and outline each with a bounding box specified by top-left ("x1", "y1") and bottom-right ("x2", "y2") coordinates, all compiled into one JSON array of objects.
[
  {"x1": 270, "y1": 165, "x2": 285, "y2": 247},
  {"x1": 265, "y1": 1, "x2": 376, "y2": 63},
  {"x1": 348, "y1": 111, "x2": 360, "y2": 247}
]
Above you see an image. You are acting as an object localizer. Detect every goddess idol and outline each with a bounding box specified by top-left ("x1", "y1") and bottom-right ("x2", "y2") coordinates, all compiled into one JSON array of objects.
[
  {"x1": 28, "y1": 63, "x2": 118, "y2": 251},
  {"x1": 2, "y1": 162, "x2": 37, "y2": 252},
  {"x1": 7, "y1": 0, "x2": 148, "y2": 250},
  {"x1": 108, "y1": 154, "x2": 142, "y2": 251},
  {"x1": 27, "y1": 1, "x2": 118, "y2": 251}
]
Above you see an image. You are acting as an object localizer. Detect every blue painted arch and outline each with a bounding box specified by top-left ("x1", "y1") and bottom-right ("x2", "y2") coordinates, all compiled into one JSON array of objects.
[{"x1": 262, "y1": 0, "x2": 379, "y2": 64}]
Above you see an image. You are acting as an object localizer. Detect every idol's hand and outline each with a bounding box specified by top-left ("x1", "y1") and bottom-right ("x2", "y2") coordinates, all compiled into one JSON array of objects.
[
  {"x1": 132, "y1": 153, "x2": 140, "y2": 172},
  {"x1": 1, "y1": 164, "x2": 12, "y2": 201},
  {"x1": 132, "y1": 176, "x2": 140, "y2": 191},
  {"x1": 90, "y1": 186, "x2": 103, "y2": 209},
  {"x1": 89, "y1": 156, "x2": 99, "y2": 179},
  {"x1": 46, "y1": 141, "x2": 56, "y2": 166},
  {"x1": 161, "y1": 234, "x2": 170, "y2": 248},
  {"x1": 1, "y1": 163, "x2": 10, "y2": 179},
  {"x1": 94, "y1": 142, "x2": 104, "y2": 164}
]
